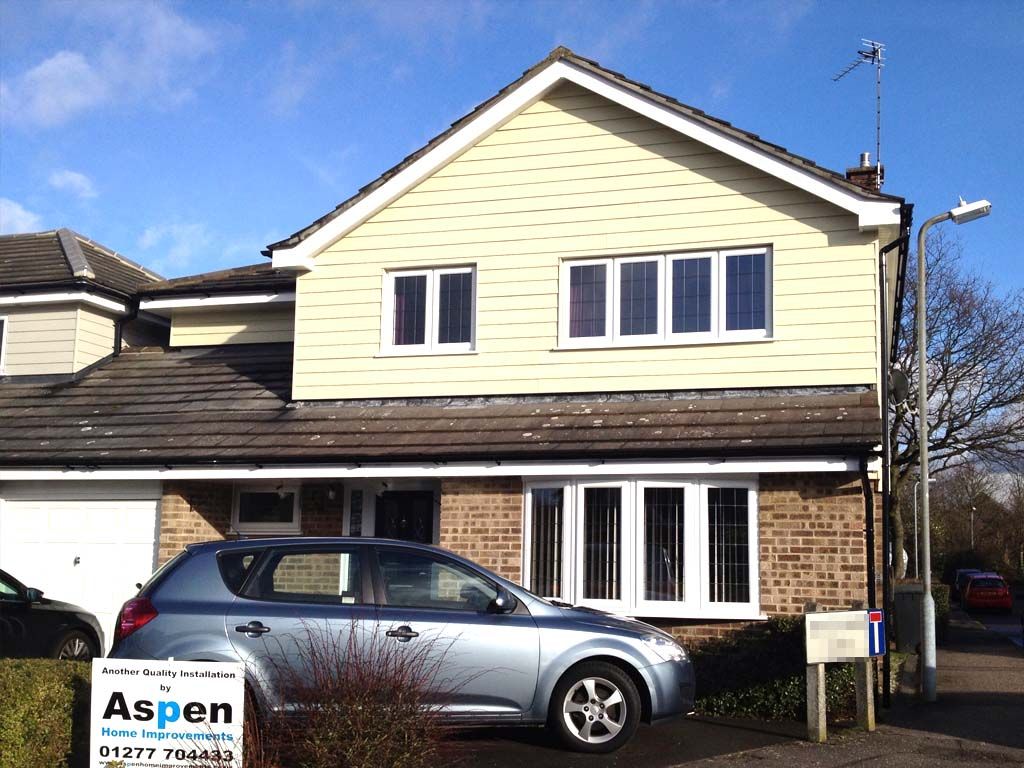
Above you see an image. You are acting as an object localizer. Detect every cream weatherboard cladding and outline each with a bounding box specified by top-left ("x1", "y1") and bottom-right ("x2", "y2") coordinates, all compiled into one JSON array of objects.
[
  {"x1": 292, "y1": 82, "x2": 882, "y2": 400},
  {"x1": 1, "y1": 306, "x2": 80, "y2": 375},
  {"x1": 74, "y1": 306, "x2": 117, "y2": 370},
  {"x1": 169, "y1": 306, "x2": 295, "y2": 346}
]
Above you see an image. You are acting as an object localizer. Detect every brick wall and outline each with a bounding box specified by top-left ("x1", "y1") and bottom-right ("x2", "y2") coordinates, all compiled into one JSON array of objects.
[
  {"x1": 438, "y1": 477, "x2": 524, "y2": 583},
  {"x1": 158, "y1": 481, "x2": 345, "y2": 565}
]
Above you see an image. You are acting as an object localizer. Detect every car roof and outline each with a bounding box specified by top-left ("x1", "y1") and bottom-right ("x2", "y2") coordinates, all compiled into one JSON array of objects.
[
  {"x1": 185, "y1": 536, "x2": 446, "y2": 553},
  {"x1": 967, "y1": 572, "x2": 1002, "y2": 580}
]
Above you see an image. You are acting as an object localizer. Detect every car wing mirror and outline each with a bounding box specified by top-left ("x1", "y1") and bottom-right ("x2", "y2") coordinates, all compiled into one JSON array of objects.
[
  {"x1": 24, "y1": 588, "x2": 43, "y2": 603},
  {"x1": 488, "y1": 587, "x2": 517, "y2": 614}
]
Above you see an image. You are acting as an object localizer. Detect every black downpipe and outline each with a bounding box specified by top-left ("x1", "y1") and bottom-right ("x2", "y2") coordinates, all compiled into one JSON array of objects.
[
  {"x1": 877, "y1": 217, "x2": 910, "y2": 708},
  {"x1": 860, "y1": 457, "x2": 877, "y2": 610},
  {"x1": 114, "y1": 300, "x2": 139, "y2": 358}
]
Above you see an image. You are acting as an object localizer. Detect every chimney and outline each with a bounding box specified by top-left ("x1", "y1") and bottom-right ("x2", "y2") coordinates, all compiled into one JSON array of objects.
[{"x1": 846, "y1": 151, "x2": 884, "y2": 192}]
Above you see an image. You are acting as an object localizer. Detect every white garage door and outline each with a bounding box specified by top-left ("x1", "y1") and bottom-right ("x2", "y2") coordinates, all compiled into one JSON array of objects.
[{"x1": 0, "y1": 481, "x2": 161, "y2": 654}]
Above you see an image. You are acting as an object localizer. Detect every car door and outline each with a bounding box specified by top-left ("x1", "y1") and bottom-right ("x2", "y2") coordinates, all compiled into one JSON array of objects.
[
  {"x1": 0, "y1": 572, "x2": 31, "y2": 657},
  {"x1": 370, "y1": 545, "x2": 541, "y2": 720},
  {"x1": 226, "y1": 544, "x2": 376, "y2": 713}
]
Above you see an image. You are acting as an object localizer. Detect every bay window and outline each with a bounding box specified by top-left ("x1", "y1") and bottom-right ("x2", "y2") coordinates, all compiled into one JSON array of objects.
[
  {"x1": 382, "y1": 266, "x2": 475, "y2": 353},
  {"x1": 524, "y1": 478, "x2": 760, "y2": 619},
  {"x1": 559, "y1": 247, "x2": 770, "y2": 347}
]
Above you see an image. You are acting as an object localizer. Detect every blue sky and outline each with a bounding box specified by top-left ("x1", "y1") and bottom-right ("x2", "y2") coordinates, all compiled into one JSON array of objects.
[{"x1": 1, "y1": 0, "x2": 1021, "y2": 290}]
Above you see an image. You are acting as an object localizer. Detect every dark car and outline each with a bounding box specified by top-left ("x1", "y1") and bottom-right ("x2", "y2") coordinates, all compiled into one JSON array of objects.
[
  {"x1": 0, "y1": 568, "x2": 104, "y2": 660},
  {"x1": 953, "y1": 568, "x2": 982, "y2": 601}
]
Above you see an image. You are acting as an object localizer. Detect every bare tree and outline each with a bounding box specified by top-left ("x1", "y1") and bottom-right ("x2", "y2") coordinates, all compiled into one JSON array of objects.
[{"x1": 889, "y1": 231, "x2": 1024, "y2": 576}]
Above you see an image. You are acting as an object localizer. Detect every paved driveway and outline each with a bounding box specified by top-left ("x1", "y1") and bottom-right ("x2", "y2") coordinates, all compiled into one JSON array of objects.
[{"x1": 451, "y1": 715, "x2": 798, "y2": 767}]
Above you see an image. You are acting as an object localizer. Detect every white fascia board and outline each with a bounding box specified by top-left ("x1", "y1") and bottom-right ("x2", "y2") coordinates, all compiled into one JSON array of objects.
[
  {"x1": 139, "y1": 292, "x2": 296, "y2": 314},
  {"x1": 270, "y1": 60, "x2": 899, "y2": 267},
  {"x1": 0, "y1": 456, "x2": 860, "y2": 482},
  {"x1": 0, "y1": 291, "x2": 127, "y2": 314}
]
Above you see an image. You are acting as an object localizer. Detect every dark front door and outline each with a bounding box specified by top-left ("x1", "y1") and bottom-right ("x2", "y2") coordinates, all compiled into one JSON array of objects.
[{"x1": 376, "y1": 491, "x2": 435, "y2": 543}]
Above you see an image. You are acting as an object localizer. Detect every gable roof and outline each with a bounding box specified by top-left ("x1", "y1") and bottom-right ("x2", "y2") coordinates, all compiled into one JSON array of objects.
[
  {"x1": 266, "y1": 46, "x2": 904, "y2": 266},
  {"x1": 0, "y1": 342, "x2": 881, "y2": 469},
  {"x1": 137, "y1": 262, "x2": 295, "y2": 298},
  {"x1": 0, "y1": 229, "x2": 162, "y2": 297}
]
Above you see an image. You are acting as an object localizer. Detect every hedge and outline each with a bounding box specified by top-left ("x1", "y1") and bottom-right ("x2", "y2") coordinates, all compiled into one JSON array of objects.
[
  {"x1": 0, "y1": 659, "x2": 90, "y2": 768},
  {"x1": 692, "y1": 616, "x2": 860, "y2": 721}
]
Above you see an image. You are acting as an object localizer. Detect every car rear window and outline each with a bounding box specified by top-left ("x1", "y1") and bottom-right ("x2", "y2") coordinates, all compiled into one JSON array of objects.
[
  {"x1": 970, "y1": 578, "x2": 1005, "y2": 589},
  {"x1": 218, "y1": 551, "x2": 262, "y2": 595}
]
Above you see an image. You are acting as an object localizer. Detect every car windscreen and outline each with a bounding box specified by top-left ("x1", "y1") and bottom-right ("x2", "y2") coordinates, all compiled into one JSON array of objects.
[{"x1": 969, "y1": 578, "x2": 1005, "y2": 590}]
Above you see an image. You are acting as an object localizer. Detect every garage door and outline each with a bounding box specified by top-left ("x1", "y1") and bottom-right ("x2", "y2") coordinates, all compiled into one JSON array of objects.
[{"x1": 0, "y1": 481, "x2": 161, "y2": 654}]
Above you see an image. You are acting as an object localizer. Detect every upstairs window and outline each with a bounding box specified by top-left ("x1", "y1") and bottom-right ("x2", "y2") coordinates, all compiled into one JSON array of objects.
[
  {"x1": 560, "y1": 248, "x2": 771, "y2": 347},
  {"x1": 383, "y1": 266, "x2": 475, "y2": 353}
]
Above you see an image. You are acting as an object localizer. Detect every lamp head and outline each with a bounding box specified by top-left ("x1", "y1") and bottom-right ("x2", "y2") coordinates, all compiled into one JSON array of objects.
[{"x1": 950, "y1": 198, "x2": 992, "y2": 225}]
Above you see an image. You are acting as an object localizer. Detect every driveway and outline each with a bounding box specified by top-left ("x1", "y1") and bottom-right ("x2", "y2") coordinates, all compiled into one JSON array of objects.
[{"x1": 453, "y1": 715, "x2": 799, "y2": 766}]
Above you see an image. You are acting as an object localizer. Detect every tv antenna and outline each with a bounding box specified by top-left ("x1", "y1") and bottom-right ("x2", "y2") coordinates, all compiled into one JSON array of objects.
[{"x1": 833, "y1": 39, "x2": 885, "y2": 188}]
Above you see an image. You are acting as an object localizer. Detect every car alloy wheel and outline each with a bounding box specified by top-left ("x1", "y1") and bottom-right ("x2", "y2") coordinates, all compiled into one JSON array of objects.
[
  {"x1": 549, "y1": 661, "x2": 641, "y2": 753},
  {"x1": 56, "y1": 631, "x2": 96, "y2": 661},
  {"x1": 562, "y1": 676, "x2": 627, "y2": 744}
]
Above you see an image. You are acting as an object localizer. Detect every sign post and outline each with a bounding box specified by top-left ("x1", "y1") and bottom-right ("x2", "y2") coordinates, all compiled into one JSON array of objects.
[
  {"x1": 90, "y1": 659, "x2": 245, "y2": 768},
  {"x1": 805, "y1": 606, "x2": 886, "y2": 742}
]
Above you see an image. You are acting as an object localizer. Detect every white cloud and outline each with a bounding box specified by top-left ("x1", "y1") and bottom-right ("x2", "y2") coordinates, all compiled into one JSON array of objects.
[
  {"x1": 137, "y1": 222, "x2": 213, "y2": 276},
  {"x1": 0, "y1": 198, "x2": 43, "y2": 234},
  {"x1": 48, "y1": 169, "x2": 97, "y2": 200},
  {"x1": 2, "y1": 1, "x2": 217, "y2": 128},
  {"x1": 266, "y1": 41, "x2": 321, "y2": 116}
]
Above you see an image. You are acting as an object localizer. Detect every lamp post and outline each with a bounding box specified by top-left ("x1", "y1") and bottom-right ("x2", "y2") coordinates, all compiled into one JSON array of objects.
[
  {"x1": 970, "y1": 505, "x2": 976, "y2": 550},
  {"x1": 917, "y1": 197, "x2": 991, "y2": 703},
  {"x1": 913, "y1": 478, "x2": 935, "y2": 579}
]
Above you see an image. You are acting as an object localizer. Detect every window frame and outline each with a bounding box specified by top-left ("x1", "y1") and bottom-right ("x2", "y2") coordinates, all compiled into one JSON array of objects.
[
  {"x1": 0, "y1": 315, "x2": 8, "y2": 374},
  {"x1": 380, "y1": 265, "x2": 477, "y2": 355},
  {"x1": 232, "y1": 483, "x2": 302, "y2": 535},
  {"x1": 522, "y1": 476, "x2": 762, "y2": 620},
  {"x1": 558, "y1": 247, "x2": 772, "y2": 349}
]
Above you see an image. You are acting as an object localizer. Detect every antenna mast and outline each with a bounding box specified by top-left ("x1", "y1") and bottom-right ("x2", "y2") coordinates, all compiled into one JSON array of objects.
[{"x1": 833, "y1": 39, "x2": 885, "y2": 188}]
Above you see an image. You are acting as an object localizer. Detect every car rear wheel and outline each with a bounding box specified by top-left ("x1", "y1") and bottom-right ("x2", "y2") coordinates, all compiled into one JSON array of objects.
[
  {"x1": 54, "y1": 630, "x2": 98, "y2": 661},
  {"x1": 548, "y1": 661, "x2": 641, "y2": 753}
]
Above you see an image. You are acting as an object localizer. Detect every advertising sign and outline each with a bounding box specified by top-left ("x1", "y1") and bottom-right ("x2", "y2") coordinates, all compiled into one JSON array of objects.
[
  {"x1": 90, "y1": 659, "x2": 245, "y2": 768},
  {"x1": 805, "y1": 609, "x2": 887, "y2": 664}
]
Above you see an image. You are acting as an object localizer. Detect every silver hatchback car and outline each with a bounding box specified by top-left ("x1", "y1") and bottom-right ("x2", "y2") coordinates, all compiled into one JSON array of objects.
[{"x1": 110, "y1": 538, "x2": 695, "y2": 752}]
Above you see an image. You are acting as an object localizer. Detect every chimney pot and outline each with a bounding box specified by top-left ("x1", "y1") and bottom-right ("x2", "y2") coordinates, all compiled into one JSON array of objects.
[{"x1": 860, "y1": 151, "x2": 872, "y2": 168}]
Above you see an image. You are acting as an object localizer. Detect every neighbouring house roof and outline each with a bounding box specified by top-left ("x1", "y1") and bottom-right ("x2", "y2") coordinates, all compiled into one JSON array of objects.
[
  {"x1": 137, "y1": 263, "x2": 296, "y2": 298},
  {"x1": 266, "y1": 46, "x2": 904, "y2": 256},
  {"x1": 0, "y1": 344, "x2": 881, "y2": 468},
  {"x1": 0, "y1": 229, "x2": 162, "y2": 297}
]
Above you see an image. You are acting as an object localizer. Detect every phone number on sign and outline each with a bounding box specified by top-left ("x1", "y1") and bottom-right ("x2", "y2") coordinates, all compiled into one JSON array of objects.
[{"x1": 97, "y1": 745, "x2": 235, "y2": 761}]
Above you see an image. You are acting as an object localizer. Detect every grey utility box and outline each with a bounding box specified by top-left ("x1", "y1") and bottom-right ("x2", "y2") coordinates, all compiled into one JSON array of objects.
[{"x1": 894, "y1": 582, "x2": 925, "y2": 653}]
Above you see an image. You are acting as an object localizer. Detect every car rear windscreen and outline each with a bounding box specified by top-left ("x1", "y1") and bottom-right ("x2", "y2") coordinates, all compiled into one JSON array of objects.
[{"x1": 970, "y1": 578, "x2": 1005, "y2": 589}]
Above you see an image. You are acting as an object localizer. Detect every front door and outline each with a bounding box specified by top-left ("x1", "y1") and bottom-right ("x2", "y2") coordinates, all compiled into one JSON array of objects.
[{"x1": 376, "y1": 491, "x2": 435, "y2": 543}]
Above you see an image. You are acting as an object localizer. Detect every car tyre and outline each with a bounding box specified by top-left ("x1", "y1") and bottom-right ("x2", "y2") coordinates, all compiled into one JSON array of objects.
[
  {"x1": 548, "y1": 661, "x2": 641, "y2": 753},
  {"x1": 53, "y1": 629, "x2": 98, "y2": 661}
]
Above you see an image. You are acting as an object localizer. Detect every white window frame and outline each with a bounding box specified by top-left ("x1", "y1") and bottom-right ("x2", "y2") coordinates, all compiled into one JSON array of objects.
[
  {"x1": 0, "y1": 315, "x2": 7, "y2": 375},
  {"x1": 558, "y1": 247, "x2": 772, "y2": 348},
  {"x1": 522, "y1": 476, "x2": 762, "y2": 621},
  {"x1": 232, "y1": 483, "x2": 302, "y2": 535},
  {"x1": 380, "y1": 265, "x2": 476, "y2": 355}
]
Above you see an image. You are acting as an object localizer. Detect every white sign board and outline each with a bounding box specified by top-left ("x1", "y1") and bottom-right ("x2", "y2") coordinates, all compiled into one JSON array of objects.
[
  {"x1": 805, "y1": 609, "x2": 886, "y2": 664},
  {"x1": 90, "y1": 659, "x2": 245, "y2": 768}
]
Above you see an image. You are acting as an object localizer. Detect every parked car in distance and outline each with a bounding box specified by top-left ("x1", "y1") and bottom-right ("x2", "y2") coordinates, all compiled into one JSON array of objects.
[
  {"x1": 0, "y1": 568, "x2": 104, "y2": 660},
  {"x1": 110, "y1": 538, "x2": 695, "y2": 753},
  {"x1": 962, "y1": 572, "x2": 1013, "y2": 613},
  {"x1": 952, "y1": 568, "x2": 983, "y2": 601}
]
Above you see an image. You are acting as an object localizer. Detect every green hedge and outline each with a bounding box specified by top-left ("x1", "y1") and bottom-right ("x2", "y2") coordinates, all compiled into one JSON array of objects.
[
  {"x1": 692, "y1": 617, "x2": 858, "y2": 721},
  {"x1": 0, "y1": 659, "x2": 90, "y2": 768},
  {"x1": 932, "y1": 583, "x2": 951, "y2": 641}
]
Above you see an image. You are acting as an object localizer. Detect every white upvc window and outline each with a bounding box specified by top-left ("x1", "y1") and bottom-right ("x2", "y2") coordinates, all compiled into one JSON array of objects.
[
  {"x1": 381, "y1": 265, "x2": 476, "y2": 354},
  {"x1": 558, "y1": 247, "x2": 772, "y2": 348},
  {"x1": 0, "y1": 315, "x2": 7, "y2": 374},
  {"x1": 523, "y1": 477, "x2": 760, "y2": 620},
  {"x1": 232, "y1": 483, "x2": 301, "y2": 535}
]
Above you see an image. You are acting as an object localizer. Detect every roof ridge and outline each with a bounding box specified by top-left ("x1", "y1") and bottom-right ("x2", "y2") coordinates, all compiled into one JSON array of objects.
[
  {"x1": 65, "y1": 228, "x2": 164, "y2": 281},
  {"x1": 56, "y1": 228, "x2": 94, "y2": 279}
]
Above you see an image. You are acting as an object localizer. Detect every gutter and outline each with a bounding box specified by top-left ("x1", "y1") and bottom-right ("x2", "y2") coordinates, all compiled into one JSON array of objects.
[{"x1": 0, "y1": 278, "x2": 133, "y2": 306}]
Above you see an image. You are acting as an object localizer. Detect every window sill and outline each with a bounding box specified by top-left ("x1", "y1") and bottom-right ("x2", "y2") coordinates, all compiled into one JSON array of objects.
[
  {"x1": 627, "y1": 608, "x2": 768, "y2": 622},
  {"x1": 554, "y1": 335, "x2": 773, "y2": 352},
  {"x1": 375, "y1": 348, "x2": 478, "y2": 358}
]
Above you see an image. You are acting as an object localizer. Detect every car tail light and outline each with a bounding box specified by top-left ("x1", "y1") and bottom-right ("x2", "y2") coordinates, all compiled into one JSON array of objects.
[{"x1": 115, "y1": 597, "x2": 158, "y2": 643}]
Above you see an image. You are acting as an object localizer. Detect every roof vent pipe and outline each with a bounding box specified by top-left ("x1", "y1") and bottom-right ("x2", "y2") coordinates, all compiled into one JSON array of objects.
[{"x1": 860, "y1": 151, "x2": 872, "y2": 168}]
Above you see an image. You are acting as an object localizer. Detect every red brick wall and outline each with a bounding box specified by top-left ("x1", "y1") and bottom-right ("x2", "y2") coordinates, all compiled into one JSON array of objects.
[
  {"x1": 438, "y1": 477, "x2": 523, "y2": 583},
  {"x1": 158, "y1": 481, "x2": 344, "y2": 565}
]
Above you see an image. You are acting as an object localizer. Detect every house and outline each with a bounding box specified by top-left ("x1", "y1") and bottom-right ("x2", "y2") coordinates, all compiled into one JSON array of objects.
[{"x1": 0, "y1": 49, "x2": 910, "y2": 651}]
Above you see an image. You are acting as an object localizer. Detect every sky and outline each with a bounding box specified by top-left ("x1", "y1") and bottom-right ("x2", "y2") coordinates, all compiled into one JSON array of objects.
[{"x1": 1, "y1": 0, "x2": 1021, "y2": 290}]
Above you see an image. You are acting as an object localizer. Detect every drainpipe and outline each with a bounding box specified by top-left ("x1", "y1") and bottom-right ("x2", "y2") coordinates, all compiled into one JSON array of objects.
[{"x1": 114, "y1": 299, "x2": 139, "y2": 357}]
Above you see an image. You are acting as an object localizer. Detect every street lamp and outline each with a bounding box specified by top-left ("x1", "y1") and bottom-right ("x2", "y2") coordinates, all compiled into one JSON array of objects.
[
  {"x1": 913, "y1": 478, "x2": 936, "y2": 579},
  {"x1": 971, "y1": 505, "x2": 976, "y2": 550},
  {"x1": 917, "y1": 197, "x2": 991, "y2": 703}
]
